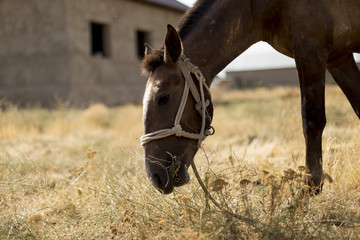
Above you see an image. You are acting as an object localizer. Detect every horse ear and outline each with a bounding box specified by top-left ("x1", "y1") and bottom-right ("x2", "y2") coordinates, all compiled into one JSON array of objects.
[
  {"x1": 164, "y1": 24, "x2": 183, "y2": 65},
  {"x1": 144, "y1": 43, "x2": 153, "y2": 56}
]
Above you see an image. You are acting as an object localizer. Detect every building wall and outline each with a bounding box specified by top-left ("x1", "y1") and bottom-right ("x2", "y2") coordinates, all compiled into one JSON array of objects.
[
  {"x1": 227, "y1": 68, "x2": 300, "y2": 88},
  {"x1": 0, "y1": 0, "x2": 70, "y2": 105},
  {"x1": 225, "y1": 65, "x2": 360, "y2": 89},
  {"x1": 0, "y1": 0, "x2": 185, "y2": 106},
  {"x1": 65, "y1": 0, "x2": 184, "y2": 105}
]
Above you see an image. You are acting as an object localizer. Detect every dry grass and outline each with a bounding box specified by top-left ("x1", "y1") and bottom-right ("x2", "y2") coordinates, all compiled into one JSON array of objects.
[{"x1": 1, "y1": 86, "x2": 360, "y2": 239}]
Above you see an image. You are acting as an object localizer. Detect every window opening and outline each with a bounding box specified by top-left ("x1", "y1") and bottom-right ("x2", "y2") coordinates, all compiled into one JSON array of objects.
[
  {"x1": 136, "y1": 30, "x2": 150, "y2": 59},
  {"x1": 90, "y1": 22, "x2": 110, "y2": 57}
]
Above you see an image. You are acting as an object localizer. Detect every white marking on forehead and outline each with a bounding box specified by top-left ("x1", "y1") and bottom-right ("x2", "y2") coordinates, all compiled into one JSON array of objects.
[
  {"x1": 143, "y1": 77, "x2": 152, "y2": 105},
  {"x1": 142, "y1": 76, "x2": 153, "y2": 125}
]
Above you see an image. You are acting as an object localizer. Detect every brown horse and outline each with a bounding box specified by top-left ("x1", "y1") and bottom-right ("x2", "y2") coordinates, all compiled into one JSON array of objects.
[{"x1": 141, "y1": 0, "x2": 360, "y2": 194}]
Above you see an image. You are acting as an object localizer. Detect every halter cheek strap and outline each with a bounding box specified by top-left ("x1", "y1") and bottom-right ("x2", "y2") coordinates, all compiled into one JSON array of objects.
[{"x1": 140, "y1": 55, "x2": 214, "y2": 148}]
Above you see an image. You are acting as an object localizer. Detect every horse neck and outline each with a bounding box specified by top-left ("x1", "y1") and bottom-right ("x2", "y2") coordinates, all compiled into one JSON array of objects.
[{"x1": 179, "y1": 0, "x2": 264, "y2": 84}]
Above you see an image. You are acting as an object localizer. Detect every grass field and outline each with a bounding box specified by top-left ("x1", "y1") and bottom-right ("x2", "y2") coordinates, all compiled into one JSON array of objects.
[{"x1": 1, "y1": 86, "x2": 360, "y2": 239}]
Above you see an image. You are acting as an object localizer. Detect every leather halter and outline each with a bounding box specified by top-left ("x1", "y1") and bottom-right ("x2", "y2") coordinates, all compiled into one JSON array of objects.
[{"x1": 141, "y1": 55, "x2": 215, "y2": 148}]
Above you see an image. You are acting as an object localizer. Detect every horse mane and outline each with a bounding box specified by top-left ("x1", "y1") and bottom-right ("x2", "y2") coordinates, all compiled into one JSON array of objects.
[
  {"x1": 141, "y1": 0, "x2": 216, "y2": 75},
  {"x1": 178, "y1": 0, "x2": 216, "y2": 39}
]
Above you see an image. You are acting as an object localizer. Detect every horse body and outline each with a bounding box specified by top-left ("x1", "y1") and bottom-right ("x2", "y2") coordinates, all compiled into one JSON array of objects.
[
  {"x1": 264, "y1": 1, "x2": 360, "y2": 58},
  {"x1": 142, "y1": 0, "x2": 360, "y2": 194}
]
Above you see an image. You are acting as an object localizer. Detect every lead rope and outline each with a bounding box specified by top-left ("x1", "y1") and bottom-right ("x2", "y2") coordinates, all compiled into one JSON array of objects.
[
  {"x1": 190, "y1": 157, "x2": 264, "y2": 230},
  {"x1": 178, "y1": 57, "x2": 263, "y2": 229},
  {"x1": 141, "y1": 55, "x2": 264, "y2": 230}
]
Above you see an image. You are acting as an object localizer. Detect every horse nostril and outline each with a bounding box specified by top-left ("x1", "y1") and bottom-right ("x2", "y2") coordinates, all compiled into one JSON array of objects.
[
  {"x1": 152, "y1": 173, "x2": 162, "y2": 188},
  {"x1": 149, "y1": 171, "x2": 174, "y2": 194}
]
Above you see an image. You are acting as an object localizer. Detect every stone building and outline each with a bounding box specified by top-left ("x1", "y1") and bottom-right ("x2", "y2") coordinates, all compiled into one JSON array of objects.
[
  {"x1": 226, "y1": 67, "x2": 301, "y2": 88},
  {"x1": 0, "y1": 0, "x2": 187, "y2": 106},
  {"x1": 226, "y1": 64, "x2": 360, "y2": 89},
  {"x1": 224, "y1": 43, "x2": 360, "y2": 89}
]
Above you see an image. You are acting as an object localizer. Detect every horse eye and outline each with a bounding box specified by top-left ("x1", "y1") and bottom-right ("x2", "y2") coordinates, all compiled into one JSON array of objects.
[{"x1": 157, "y1": 94, "x2": 170, "y2": 105}]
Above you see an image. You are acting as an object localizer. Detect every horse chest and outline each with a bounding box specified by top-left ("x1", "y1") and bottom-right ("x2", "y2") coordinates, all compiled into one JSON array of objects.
[{"x1": 266, "y1": 37, "x2": 294, "y2": 59}]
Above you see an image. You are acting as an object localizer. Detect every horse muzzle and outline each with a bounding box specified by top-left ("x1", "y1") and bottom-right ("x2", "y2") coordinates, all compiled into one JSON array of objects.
[{"x1": 145, "y1": 154, "x2": 190, "y2": 194}]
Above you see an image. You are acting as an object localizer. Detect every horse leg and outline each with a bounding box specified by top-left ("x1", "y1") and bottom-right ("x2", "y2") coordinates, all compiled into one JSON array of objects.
[
  {"x1": 327, "y1": 54, "x2": 360, "y2": 118},
  {"x1": 294, "y1": 54, "x2": 327, "y2": 193}
]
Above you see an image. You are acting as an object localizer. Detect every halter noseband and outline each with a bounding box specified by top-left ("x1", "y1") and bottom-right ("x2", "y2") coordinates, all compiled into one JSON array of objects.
[{"x1": 141, "y1": 55, "x2": 215, "y2": 148}]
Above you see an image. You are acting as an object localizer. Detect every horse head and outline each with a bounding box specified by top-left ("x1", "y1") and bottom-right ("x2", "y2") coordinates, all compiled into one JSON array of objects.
[{"x1": 141, "y1": 25, "x2": 214, "y2": 194}]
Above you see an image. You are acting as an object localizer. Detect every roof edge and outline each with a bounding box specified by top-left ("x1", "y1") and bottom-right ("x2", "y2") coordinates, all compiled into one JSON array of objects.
[{"x1": 137, "y1": 0, "x2": 189, "y2": 12}]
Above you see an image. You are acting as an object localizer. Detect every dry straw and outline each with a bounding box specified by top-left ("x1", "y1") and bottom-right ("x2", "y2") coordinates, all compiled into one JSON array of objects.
[{"x1": 1, "y1": 86, "x2": 359, "y2": 239}]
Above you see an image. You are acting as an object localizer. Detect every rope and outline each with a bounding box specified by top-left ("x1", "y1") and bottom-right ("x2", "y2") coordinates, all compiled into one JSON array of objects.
[
  {"x1": 141, "y1": 54, "x2": 266, "y2": 231},
  {"x1": 190, "y1": 158, "x2": 264, "y2": 230},
  {"x1": 141, "y1": 55, "x2": 213, "y2": 147},
  {"x1": 141, "y1": 55, "x2": 268, "y2": 232}
]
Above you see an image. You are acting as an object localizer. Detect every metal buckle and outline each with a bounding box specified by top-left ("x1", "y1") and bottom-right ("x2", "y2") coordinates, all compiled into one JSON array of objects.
[{"x1": 206, "y1": 126, "x2": 215, "y2": 136}]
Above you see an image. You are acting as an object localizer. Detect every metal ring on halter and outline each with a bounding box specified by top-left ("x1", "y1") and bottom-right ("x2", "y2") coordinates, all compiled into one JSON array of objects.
[{"x1": 206, "y1": 126, "x2": 215, "y2": 136}]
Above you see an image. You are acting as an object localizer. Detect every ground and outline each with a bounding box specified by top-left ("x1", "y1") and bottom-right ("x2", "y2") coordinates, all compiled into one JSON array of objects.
[{"x1": 1, "y1": 86, "x2": 359, "y2": 239}]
